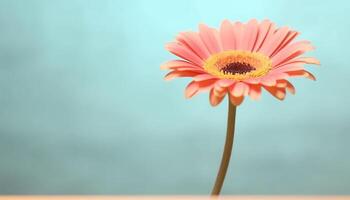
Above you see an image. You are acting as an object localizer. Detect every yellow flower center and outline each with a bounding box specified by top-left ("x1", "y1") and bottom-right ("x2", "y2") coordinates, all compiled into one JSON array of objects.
[{"x1": 203, "y1": 50, "x2": 272, "y2": 80}]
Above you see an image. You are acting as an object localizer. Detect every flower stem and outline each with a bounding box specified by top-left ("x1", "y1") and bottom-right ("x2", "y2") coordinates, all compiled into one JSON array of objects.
[{"x1": 211, "y1": 99, "x2": 237, "y2": 196}]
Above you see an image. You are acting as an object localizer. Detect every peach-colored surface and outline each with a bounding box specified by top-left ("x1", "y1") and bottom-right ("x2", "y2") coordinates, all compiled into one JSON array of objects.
[
  {"x1": 0, "y1": 196, "x2": 349, "y2": 200},
  {"x1": 161, "y1": 19, "x2": 319, "y2": 106}
]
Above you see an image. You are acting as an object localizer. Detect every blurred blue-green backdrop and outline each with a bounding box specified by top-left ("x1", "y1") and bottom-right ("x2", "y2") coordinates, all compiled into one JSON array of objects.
[{"x1": 0, "y1": 0, "x2": 349, "y2": 195}]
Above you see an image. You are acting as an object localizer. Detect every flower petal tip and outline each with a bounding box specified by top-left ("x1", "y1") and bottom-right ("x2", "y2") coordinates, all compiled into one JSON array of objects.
[
  {"x1": 184, "y1": 82, "x2": 199, "y2": 99},
  {"x1": 313, "y1": 59, "x2": 321, "y2": 65},
  {"x1": 184, "y1": 91, "x2": 194, "y2": 99},
  {"x1": 276, "y1": 93, "x2": 286, "y2": 100},
  {"x1": 229, "y1": 95, "x2": 244, "y2": 106},
  {"x1": 163, "y1": 74, "x2": 174, "y2": 81},
  {"x1": 209, "y1": 102, "x2": 219, "y2": 107},
  {"x1": 307, "y1": 73, "x2": 316, "y2": 81},
  {"x1": 164, "y1": 43, "x2": 170, "y2": 50},
  {"x1": 286, "y1": 87, "x2": 296, "y2": 95}
]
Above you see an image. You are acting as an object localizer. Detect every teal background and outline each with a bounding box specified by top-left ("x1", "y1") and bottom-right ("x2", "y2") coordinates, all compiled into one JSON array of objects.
[{"x1": 0, "y1": 0, "x2": 349, "y2": 195}]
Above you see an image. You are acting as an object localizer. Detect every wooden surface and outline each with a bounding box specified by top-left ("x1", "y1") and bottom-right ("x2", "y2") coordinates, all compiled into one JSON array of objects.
[{"x1": 0, "y1": 196, "x2": 349, "y2": 200}]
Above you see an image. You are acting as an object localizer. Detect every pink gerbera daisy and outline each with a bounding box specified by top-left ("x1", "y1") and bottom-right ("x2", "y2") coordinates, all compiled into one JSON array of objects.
[{"x1": 161, "y1": 19, "x2": 319, "y2": 106}]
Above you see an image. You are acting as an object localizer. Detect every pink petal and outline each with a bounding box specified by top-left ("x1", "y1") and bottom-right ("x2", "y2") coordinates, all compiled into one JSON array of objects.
[
  {"x1": 260, "y1": 76, "x2": 277, "y2": 87},
  {"x1": 193, "y1": 74, "x2": 217, "y2": 82},
  {"x1": 216, "y1": 79, "x2": 235, "y2": 87},
  {"x1": 263, "y1": 86, "x2": 286, "y2": 100},
  {"x1": 165, "y1": 42, "x2": 204, "y2": 66},
  {"x1": 229, "y1": 94, "x2": 244, "y2": 106},
  {"x1": 254, "y1": 20, "x2": 276, "y2": 52},
  {"x1": 242, "y1": 19, "x2": 259, "y2": 51},
  {"x1": 209, "y1": 87, "x2": 227, "y2": 106},
  {"x1": 230, "y1": 82, "x2": 249, "y2": 97},
  {"x1": 271, "y1": 41, "x2": 314, "y2": 67},
  {"x1": 266, "y1": 71, "x2": 289, "y2": 80},
  {"x1": 174, "y1": 67, "x2": 205, "y2": 73},
  {"x1": 259, "y1": 26, "x2": 290, "y2": 57},
  {"x1": 285, "y1": 80, "x2": 296, "y2": 94},
  {"x1": 164, "y1": 70, "x2": 202, "y2": 81},
  {"x1": 290, "y1": 57, "x2": 320, "y2": 65},
  {"x1": 232, "y1": 22, "x2": 245, "y2": 50},
  {"x1": 243, "y1": 77, "x2": 260, "y2": 84},
  {"x1": 198, "y1": 24, "x2": 222, "y2": 54},
  {"x1": 160, "y1": 60, "x2": 202, "y2": 70},
  {"x1": 276, "y1": 79, "x2": 296, "y2": 94},
  {"x1": 248, "y1": 84, "x2": 262, "y2": 100},
  {"x1": 257, "y1": 71, "x2": 290, "y2": 86},
  {"x1": 275, "y1": 57, "x2": 320, "y2": 68},
  {"x1": 272, "y1": 63, "x2": 305, "y2": 72},
  {"x1": 220, "y1": 19, "x2": 236, "y2": 50},
  {"x1": 184, "y1": 81, "x2": 199, "y2": 98},
  {"x1": 285, "y1": 70, "x2": 316, "y2": 80},
  {"x1": 197, "y1": 79, "x2": 217, "y2": 92},
  {"x1": 177, "y1": 32, "x2": 211, "y2": 60},
  {"x1": 276, "y1": 79, "x2": 288, "y2": 88},
  {"x1": 271, "y1": 31, "x2": 299, "y2": 57}
]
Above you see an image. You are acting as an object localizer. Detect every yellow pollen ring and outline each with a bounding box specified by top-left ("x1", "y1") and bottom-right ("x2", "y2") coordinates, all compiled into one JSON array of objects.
[{"x1": 203, "y1": 50, "x2": 272, "y2": 80}]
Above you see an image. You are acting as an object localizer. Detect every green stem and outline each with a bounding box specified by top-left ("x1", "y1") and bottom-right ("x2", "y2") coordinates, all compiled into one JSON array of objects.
[{"x1": 211, "y1": 99, "x2": 237, "y2": 195}]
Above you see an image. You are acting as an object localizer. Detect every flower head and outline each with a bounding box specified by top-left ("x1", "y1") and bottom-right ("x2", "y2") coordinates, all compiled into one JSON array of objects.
[{"x1": 161, "y1": 19, "x2": 319, "y2": 106}]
